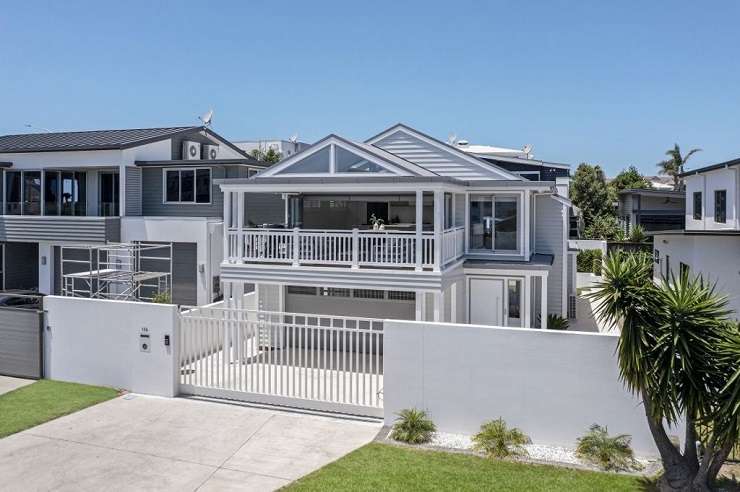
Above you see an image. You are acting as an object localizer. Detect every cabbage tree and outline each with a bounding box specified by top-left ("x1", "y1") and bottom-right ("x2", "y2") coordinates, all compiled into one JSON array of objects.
[{"x1": 589, "y1": 253, "x2": 739, "y2": 490}]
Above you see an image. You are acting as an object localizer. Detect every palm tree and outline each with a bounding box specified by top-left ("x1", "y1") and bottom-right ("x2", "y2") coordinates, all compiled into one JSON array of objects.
[
  {"x1": 657, "y1": 144, "x2": 702, "y2": 191},
  {"x1": 588, "y1": 253, "x2": 739, "y2": 490}
]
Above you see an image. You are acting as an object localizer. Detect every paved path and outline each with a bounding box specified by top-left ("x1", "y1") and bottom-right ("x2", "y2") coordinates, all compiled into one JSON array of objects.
[
  {"x1": 0, "y1": 375, "x2": 34, "y2": 395},
  {"x1": 0, "y1": 394, "x2": 381, "y2": 491}
]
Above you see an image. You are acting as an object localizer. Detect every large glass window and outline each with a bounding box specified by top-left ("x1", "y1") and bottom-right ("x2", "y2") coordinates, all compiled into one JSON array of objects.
[
  {"x1": 715, "y1": 190, "x2": 726, "y2": 223},
  {"x1": 5, "y1": 171, "x2": 21, "y2": 214},
  {"x1": 692, "y1": 192, "x2": 702, "y2": 220},
  {"x1": 335, "y1": 146, "x2": 390, "y2": 173},
  {"x1": 278, "y1": 146, "x2": 330, "y2": 174},
  {"x1": 60, "y1": 171, "x2": 86, "y2": 216},
  {"x1": 494, "y1": 197, "x2": 518, "y2": 251},
  {"x1": 44, "y1": 171, "x2": 60, "y2": 216},
  {"x1": 469, "y1": 195, "x2": 519, "y2": 252},
  {"x1": 22, "y1": 171, "x2": 41, "y2": 215},
  {"x1": 164, "y1": 168, "x2": 210, "y2": 204},
  {"x1": 469, "y1": 195, "x2": 493, "y2": 249}
]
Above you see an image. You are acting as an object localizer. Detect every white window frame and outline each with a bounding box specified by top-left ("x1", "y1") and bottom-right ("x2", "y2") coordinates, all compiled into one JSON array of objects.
[
  {"x1": 468, "y1": 192, "x2": 524, "y2": 256},
  {"x1": 162, "y1": 167, "x2": 212, "y2": 205}
]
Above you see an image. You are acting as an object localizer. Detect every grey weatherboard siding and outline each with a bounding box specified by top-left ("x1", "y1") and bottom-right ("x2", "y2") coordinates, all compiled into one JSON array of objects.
[
  {"x1": 125, "y1": 167, "x2": 143, "y2": 216},
  {"x1": 534, "y1": 194, "x2": 565, "y2": 315},
  {"x1": 0, "y1": 216, "x2": 120, "y2": 243}
]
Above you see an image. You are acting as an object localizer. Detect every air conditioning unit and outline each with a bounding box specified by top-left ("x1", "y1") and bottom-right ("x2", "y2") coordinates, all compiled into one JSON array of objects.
[
  {"x1": 202, "y1": 144, "x2": 219, "y2": 160},
  {"x1": 182, "y1": 141, "x2": 201, "y2": 160}
]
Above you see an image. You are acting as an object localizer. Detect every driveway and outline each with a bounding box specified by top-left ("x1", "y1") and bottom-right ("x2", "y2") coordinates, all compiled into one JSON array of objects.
[
  {"x1": 0, "y1": 394, "x2": 381, "y2": 491},
  {"x1": 0, "y1": 375, "x2": 34, "y2": 395}
]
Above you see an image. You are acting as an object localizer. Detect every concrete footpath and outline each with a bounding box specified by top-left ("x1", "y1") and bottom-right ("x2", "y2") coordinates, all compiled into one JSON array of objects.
[{"x1": 0, "y1": 394, "x2": 381, "y2": 491}]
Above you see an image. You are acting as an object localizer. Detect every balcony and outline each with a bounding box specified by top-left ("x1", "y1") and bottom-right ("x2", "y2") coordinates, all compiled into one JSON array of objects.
[{"x1": 225, "y1": 226, "x2": 465, "y2": 271}]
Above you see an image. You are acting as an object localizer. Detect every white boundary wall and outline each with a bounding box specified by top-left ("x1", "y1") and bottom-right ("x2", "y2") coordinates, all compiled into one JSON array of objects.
[
  {"x1": 384, "y1": 320, "x2": 676, "y2": 455},
  {"x1": 43, "y1": 296, "x2": 179, "y2": 397}
]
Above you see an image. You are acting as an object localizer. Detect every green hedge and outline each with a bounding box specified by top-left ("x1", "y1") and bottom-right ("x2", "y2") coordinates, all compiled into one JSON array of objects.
[{"x1": 577, "y1": 249, "x2": 603, "y2": 275}]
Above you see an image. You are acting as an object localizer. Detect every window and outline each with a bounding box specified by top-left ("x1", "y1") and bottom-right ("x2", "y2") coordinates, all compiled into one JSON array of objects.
[
  {"x1": 444, "y1": 193, "x2": 453, "y2": 229},
  {"x1": 387, "y1": 291, "x2": 415, "y2": 301},
  {"x1": 60, "y1": 171, "x2": 86, "y2": 216},
  {"x1": 5, "y1": 171, "x2": 21, "y2": 214},
  {"x1": 278, "y1": 146, "x2": 330, "y2": 174},
  {"x1": 164, "y1": 168, "x2": 211, "y2": 204},
  {"x1": 287, "y1": 286, "x2": 317, "y2": 295},
  {"x1": 469, "y1": 195, "x2": 519, "y2": 252},
  {"x1": 352, "y1": 289, "x2": 385, "y2": 299},
  {"x1": 335, "y1": 146, "x2": 390, "y2": 173},
  {"x1": 22, "y1": 171, "x2": 41, "y2": 215},
  {"x1": 715, "y1": 190, "x2": 726, "y2": 223},
  {"x1": 693, "y1": 192, "x2": 702, "y2": 220},
  {"x1": 507, "y1": 280, "x2": 521, "y2": 321},
  {"x1": 320, "y1": 287, "x2": 351, "y2": 297},
  {"x1": 99, "y1": 172, "x2": 119, "y2": 216}
]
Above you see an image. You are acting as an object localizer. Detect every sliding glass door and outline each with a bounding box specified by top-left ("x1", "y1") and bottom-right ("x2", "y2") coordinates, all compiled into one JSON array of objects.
[
  {"x1": 60, "y1": 171, "x2": 86, "y2": 216},
  {"x1": 99, "y1": 172, "x2": 119, "y2": 216},
  {"x1": 469, "y1": 195, "x2": 520, "y2": 253}
]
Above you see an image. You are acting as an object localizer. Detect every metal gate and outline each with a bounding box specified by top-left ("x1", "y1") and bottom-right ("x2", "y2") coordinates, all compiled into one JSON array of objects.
[
  {"x1": 0, "y1": 306, "x2": 44, "y2": 379},
  {"x1": 178, "y1": 306, "x2": 383, "y2": 417}
]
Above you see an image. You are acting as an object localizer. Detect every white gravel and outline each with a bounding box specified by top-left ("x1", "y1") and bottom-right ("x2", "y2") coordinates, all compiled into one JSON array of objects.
[{"x1": 428, "y1": 431, "x2": 652, "y2": 470}]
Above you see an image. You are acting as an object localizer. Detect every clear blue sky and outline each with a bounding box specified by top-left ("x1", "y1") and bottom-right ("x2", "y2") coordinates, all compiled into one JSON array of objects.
[{"x1": 2, "y1": 1, "x2": 738, "y2": 176}]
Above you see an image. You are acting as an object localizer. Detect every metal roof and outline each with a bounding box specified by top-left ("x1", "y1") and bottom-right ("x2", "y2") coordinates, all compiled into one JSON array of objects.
[
  {"x1": 0, "y1": 126, "x2": 200, "y2": 153},
  {"x1": 135, "y1": 158, "x2": 263, "y2": 167},
  {"x1": 679, "y1": 157, "x2": 740, "y2": 177}
]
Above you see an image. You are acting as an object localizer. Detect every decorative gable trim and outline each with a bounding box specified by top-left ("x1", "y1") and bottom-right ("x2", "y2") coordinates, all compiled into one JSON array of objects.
[
  {"x1": 258, "y1": 134, "x2": 431, "y2": 178},
  {"x1": 366, "y1": 124, "x2": 523, "y2": 181}
]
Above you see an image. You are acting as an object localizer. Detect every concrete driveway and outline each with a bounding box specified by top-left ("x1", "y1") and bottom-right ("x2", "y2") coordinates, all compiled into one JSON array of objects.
[
  {"x1": 0, "y1": 375, "x2": 34, "y2": 395},
  {"x1": 0, "y1": 394, "x2": 381, "y2": 491}
]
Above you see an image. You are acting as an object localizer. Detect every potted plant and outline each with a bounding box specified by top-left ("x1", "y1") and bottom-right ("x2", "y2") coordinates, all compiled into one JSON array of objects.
[{"x1": 370, "y1": 213, "x2": 385, "y2": 231}]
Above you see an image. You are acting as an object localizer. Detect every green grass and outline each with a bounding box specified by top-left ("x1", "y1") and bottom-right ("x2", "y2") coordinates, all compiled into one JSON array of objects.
[
  {"x1": 0, "y1": 380, "x2": 119, "y2": 438},
  {"x1": 284, "y1": 443, "x2": 650, "y2": 492}
]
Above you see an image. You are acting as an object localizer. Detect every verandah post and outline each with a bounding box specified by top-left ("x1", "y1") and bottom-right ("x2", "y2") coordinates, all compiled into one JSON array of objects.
[
  {"x1": 351, "y1": 228, "x2": 359, "y2": 269},
  {"x1": 415, "y1": 190, "x2": 423, "y2": 271},
  {"x1": 292, "y1": 227, "x2": 300, "y2": 266}
]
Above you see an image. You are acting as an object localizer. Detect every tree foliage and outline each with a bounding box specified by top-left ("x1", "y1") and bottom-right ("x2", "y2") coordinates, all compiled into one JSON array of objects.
[
  {"x1": 584, "y1": 214, "x2": 622, "y2": 240},
  {"x1": 609, "y1": 165, "x2": 653, "y2": 193},
  {"x1": 570, "y1": 163, "x2": 615, "y2": 225},
  {"x1": 657, "y1": 144, "x2": 701, "y2": 191},
  {"x1": 250, "y1": 147, "x2": 282, "y2": 164},
  {"x1": 588, "y1": 254, "x2": 740, "y2": 490}
]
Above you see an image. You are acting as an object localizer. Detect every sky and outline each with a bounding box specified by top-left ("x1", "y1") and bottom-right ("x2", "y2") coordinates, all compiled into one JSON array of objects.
[{"x1": 1, "y1": 0, "x2": 738, "y2": 176}]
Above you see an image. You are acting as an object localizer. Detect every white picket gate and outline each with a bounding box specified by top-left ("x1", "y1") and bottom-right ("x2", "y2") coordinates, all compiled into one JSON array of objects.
[{"x1": 178, "y1": 307, "x2": 384, "y2": 417}]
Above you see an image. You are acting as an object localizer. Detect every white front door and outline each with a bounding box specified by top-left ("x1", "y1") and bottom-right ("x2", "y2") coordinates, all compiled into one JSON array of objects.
[{"x1": 469, "y1": 277, "x2": 504, "y2": 326}]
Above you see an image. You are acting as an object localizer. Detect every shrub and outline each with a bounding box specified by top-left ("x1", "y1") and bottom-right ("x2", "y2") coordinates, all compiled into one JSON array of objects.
[
  {"x1": 577, "y1": 249, "x2": 603, "y2": 275},
  {"x1": 472, "y1": 418, "x2": 530, "y2": 459},
  {"x1": 575, "y1": 424, "x2": 641, "y2": 471},
  {"x1": 152, "y1": 291, "x2": 172, "y2": 304},
  {"x1": 390, "y1": 408, "x2": 436, "y2": 444},
  {"x1": 546, "y1": 314, "x2": 569, "y2": 330},
  {"x1": 584, "y1": 214, "x2": 621, "y2": 240},
  {"x1": 627, "y1": 225, "x2": 647, "y2": 243}
]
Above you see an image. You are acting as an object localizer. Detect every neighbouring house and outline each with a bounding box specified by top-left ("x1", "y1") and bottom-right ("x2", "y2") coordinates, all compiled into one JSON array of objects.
[
  {"x1": 651, "y1": 157, "x2": 740, "y2": 318},
  {"x1": 0, "y1": 126, "x2": 266, "y2": 305},
  {"x1": 234, "y1": 138, "x2": 310, "y2": 160},
  {"x1": 617, "y1": 188, "x2": 685, "y2": 233},
  {"x1": 217, "y1": 123, "x2": 577, "y2": 328}
]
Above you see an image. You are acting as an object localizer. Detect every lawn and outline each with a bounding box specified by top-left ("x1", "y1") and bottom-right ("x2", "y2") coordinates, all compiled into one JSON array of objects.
[
  {"x1": 0, "y1": 379, "x2": 119, "y2": 438},
  {"x1": 284, "y1": 443, "x2": 650, "y2": 492}
]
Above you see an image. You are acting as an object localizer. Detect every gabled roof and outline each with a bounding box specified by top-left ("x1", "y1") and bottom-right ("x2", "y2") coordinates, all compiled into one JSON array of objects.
[
  {"x1": 0, "y1": 126, "x2": 202, "y2": 153},
  {"x1": 257, "y1": 134, "x2": 438, "y2": 178},
  {"x1": 365, "y1": 123, "x2": 523, "y2": 181}
]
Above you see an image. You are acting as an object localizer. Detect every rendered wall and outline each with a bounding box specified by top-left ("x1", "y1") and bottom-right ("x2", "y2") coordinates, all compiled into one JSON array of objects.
[
  {"x1": 43, "y1": 296, "x2": 179, "y2": 397},
  {"x1": 384, "y1": 319, "x2": 676, "y2": 455}
]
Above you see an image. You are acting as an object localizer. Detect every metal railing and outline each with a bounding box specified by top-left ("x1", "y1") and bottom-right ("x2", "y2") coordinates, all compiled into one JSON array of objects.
[{"x1": 179, "y1": 307, "x2": 384, "y2": 413}]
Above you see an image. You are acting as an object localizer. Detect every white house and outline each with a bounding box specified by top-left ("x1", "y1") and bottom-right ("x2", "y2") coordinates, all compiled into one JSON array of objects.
[
  {"x1": 652, "y1": 157, "x2": 740, "y2": 318},
  {"x1": 218, "y1": 123, "x2": 577, "y2": 329}
]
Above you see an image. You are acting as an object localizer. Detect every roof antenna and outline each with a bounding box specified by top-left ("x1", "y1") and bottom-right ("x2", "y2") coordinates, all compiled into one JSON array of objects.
[
  {"x1": 289, "y1": 134, "x2": 298, "y2": 143},
  {"x1": 447, "y1": 133, "x2": 457, "y2": 145},
  {"x1": 198, "y1": 109, "x2": 214, "y2": 128}
]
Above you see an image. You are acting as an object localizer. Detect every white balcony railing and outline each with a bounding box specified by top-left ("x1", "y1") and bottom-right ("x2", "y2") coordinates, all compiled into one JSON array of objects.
[
  {"x1": 441, "y1": 226, "x2": 465, "y2": 265},
  {"x1": 225, "y1": 228, "x2": 448, "y2": 270}
]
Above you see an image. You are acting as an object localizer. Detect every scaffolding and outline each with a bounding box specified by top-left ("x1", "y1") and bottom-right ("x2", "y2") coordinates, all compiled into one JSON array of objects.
[{"x1": 61, "y1": 242, "x2": 172, "y2": 302}]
